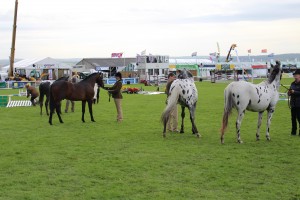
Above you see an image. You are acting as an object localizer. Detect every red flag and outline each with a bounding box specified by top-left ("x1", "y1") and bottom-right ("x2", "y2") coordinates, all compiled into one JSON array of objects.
[
  {"x1": 248, "y1": 49, "x2": 251, "y2": 53},
  {"x1": 261, "y1": 49, "x2": 267, "y2": 53},
  {"x1": 111, "y1": 53, "x2": 123, "y2": 58}
]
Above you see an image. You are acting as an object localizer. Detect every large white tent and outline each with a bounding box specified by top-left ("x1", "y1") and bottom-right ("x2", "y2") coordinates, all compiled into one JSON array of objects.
[{"x1": 2, "y1": 57, "x2": 72, "y2": 79}]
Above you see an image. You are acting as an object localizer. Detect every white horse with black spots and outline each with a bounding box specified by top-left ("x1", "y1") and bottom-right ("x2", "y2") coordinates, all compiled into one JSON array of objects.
[
  {"x1": 161, "y1": 69, "x2": 200, "y2": 138},
  {"x1": 220, "y1": 60, "x2": 282, "y2": 144}
]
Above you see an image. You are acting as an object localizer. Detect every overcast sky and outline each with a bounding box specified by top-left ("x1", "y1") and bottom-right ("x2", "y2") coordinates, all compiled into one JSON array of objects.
[{"x1": 1, "y1": 0, "x2": 300, "y2": 59}]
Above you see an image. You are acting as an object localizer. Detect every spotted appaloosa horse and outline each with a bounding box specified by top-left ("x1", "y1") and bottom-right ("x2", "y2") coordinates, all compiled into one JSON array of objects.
[
  {"x1": 161, "y1": 69, "x2": 200, "y2": 138},
  {"x1": 220, "y1": 61, "x2": 282, "y2": 144}
]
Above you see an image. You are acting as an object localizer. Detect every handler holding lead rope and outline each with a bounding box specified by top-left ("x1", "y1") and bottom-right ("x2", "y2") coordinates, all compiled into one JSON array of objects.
[
  {"x1": 103, "y1": 72, "x2": 123, "y2": 123},
  {"x1": 288, "y1": 69, "x2": 300, "y2": 136}
]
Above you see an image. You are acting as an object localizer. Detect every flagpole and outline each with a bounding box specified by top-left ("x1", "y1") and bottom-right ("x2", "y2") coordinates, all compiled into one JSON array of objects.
[{"x1": 9, "y1": 0, "x2": 18, "y2": 77}]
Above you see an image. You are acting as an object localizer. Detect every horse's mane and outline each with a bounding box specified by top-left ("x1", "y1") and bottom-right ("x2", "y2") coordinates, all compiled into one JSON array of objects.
[
  {"x1": 81, "y1": 73, "x2": 101, "y2": 82},
  {"x1": 267, "y1": 61, "x2": 281, "y2": 84},
  {"x1": 55, "y1": 76, "x2": 69, "y2": 82},
  {"x1": 178, "y1": 69, "x2": 193, "y2": 79}
]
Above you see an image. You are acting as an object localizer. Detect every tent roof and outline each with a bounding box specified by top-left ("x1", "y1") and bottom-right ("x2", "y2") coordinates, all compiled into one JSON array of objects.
[{"x1": 2, "y1": 57, "x2": 71, "y2": 71}]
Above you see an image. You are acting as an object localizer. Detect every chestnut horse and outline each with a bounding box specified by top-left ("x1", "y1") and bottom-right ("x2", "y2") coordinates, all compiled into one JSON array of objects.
[{"x1": 48, "y1": 73, "x2": 104, "y2": 125}]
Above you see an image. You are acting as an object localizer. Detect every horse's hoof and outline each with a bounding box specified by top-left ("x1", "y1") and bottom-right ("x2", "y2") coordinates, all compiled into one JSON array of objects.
[
  {"x1": 60, "y1": 121, "x2": 64, "y2": 124},
  {"x1": 163, "y1": 133, "x2": 166, "y2": 138},
  {"x1": 180, "y1": 130, "x2": 184, "y2": 134},
  {"x1": 92, "y1": 120, "x2": 96, "y2": 122},
  {"x1": 238, "y1": 140, "x2": 243, "y2": 144},
  {"x1": 266, "y1": 137, "x2": 271, "y2": 141}
]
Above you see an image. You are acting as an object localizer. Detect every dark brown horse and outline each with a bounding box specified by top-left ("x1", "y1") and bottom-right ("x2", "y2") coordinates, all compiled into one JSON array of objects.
[
  {"x1": 39, "y1": 76, "x2": 69, "y2": 116},
  {"x1": 48, "y1": 73, "x2": 104, "y2": 125}
]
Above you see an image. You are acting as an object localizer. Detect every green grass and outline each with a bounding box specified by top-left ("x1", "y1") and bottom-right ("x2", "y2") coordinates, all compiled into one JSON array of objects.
[{"x1": 0, "y1": 79, "x2": 299, "y2": 200}]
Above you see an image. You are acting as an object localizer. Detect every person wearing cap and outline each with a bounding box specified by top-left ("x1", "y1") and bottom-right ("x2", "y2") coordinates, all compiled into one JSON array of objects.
[
  {"x1": 103, "y1": 72, "x2": 123, "y2": 122},
  {"x1": 25, "y1": 84, "x2": 39, "y2": 106},
  {"x1": 288, "y1": 69, "x2": 300, "y2": 135},
  {"x1": 165, "y1": 72, "x2": 178, "y2": 132}
]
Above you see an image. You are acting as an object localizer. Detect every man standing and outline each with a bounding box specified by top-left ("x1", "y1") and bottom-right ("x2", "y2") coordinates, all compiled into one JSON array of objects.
[
  {"x1": 165, "y1": 73, "x2": 178, "y2": 132},
  {"x1": 288, "y1": 69, "x2": 300, "y2": 136}
]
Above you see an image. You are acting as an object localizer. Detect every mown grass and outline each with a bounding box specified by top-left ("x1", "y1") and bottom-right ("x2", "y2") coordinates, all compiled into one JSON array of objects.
[{"x1": 0, "y1": 79, "x2": 299, "y2": 200}]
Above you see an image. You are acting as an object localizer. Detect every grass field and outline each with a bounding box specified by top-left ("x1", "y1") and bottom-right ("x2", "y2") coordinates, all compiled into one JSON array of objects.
[{"x1": 0, "y1": 78, "x2": 299, "y2": 200}]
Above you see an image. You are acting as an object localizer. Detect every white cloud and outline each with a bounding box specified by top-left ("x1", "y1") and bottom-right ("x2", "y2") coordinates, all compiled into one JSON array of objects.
[{"x1": 1, "y1": 0, "x2": 300, "y2": 59}]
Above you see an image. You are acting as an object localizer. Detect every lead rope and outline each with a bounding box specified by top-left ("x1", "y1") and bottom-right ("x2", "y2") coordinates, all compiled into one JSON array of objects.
[{"x1": 280, "y1": 84, "x2": 291, "y2": 109}]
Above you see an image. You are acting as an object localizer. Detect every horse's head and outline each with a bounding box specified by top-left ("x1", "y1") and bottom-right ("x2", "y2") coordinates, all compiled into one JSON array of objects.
[
  {"x1": 177, "y1": 69, "x2": 193, "y2": 79},
  {"x1": 96, "y1": 72, "x2": 104, "y2": 88},
  {"x1": 268, "y1": 60, "x2": 282, "y2": 84}
]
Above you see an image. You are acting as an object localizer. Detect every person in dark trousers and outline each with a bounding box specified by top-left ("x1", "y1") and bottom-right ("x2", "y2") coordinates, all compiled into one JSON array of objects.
[
  {"x1": 288, "y1": 69, "x2": 300, "y2": 135},
  {"x1": 103, "y1": 72, "x2": 123, "y2": 122}
]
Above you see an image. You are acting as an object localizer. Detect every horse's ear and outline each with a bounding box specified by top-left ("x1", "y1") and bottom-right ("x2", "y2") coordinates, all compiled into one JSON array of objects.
[{"x1": 271, "y1": 63, "x2": 274, "y2": 68}]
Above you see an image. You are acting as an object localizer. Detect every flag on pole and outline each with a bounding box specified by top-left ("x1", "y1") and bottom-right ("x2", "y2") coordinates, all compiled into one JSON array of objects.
[
  {"x1": 111, "y1": 53, "x2": 123, "y2": 58},
  {"x1": 191, "y1": 52, "x2": 197, "y2": 57},
  {"x1": 261, "y1": 49, "x2": 267, "y2": 53},
  {"x1": 141, "y1": 49, "x2": 146, "y2": 56},
  {"x1": 247, "y1": 49, "x2": 251, "y2": 53}
]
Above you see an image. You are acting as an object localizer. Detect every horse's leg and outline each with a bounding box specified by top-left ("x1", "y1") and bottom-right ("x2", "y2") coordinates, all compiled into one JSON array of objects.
[
  {"x1": 56, "y1": 102, "x2": 64, "y2": 123},
  {"x1": 81, "y1": 100, "x2": 86, "y2": 122},
  {"x1": 189, "y1": 106, "x2": 200, "y2": 138},
  {"x1": 256, "y1": 111, "x2": 264, "y2": 141},
  {"x1": 39, "y1": 95, "x2": 43, "y2": 115},
  {"x1": 266, "y1": 107, "x2": 275, "y2": 141},
  {"x1": 49, "y1": 99, "x2": 55, "y2": 125},
  {"x1": 180, "y1": 106, "x2": 185, "y2": 134},
  {"x1": 88, "y1": 99, "x2": 95, "y2": 122},
  {"x1": 45, "y1": 97, "x2": 49, "y2": 116},
  {"x1": 236, "y1": 110, "x2": 245, "y2": 143},
  {"x1": 49, "y1": 107, "x2": 53, "y2": 125}
]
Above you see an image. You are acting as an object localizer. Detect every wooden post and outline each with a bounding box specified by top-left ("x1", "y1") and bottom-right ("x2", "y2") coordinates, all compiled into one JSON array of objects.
[{"x1": 9, "y1": 0, "x2": 18, "y2": 77}]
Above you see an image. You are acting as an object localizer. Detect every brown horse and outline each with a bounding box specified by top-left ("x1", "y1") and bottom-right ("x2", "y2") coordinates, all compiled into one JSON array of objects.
[
  {"x1": 48, "y1": 73, "x2": 104, "y2": 125},
  {"x1": 39, "y1": 76, "x2": 69, "y2": 116}
]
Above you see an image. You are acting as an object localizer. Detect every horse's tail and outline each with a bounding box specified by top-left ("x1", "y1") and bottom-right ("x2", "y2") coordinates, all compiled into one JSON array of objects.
[
  {"x1": 161, "y1": 87, "x2": 179, "y2": 125},
  {"x1": 220, "y1": 85, "x2": 234, "y2": 143},
  {"x1": 49, "y1": 84, "x2": 55, "y2": 113}
]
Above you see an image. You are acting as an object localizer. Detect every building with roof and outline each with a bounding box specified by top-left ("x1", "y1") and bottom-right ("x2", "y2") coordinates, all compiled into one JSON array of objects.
[{"x1": 75, "y1": 57, "x2": 136, "y2": 77}]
